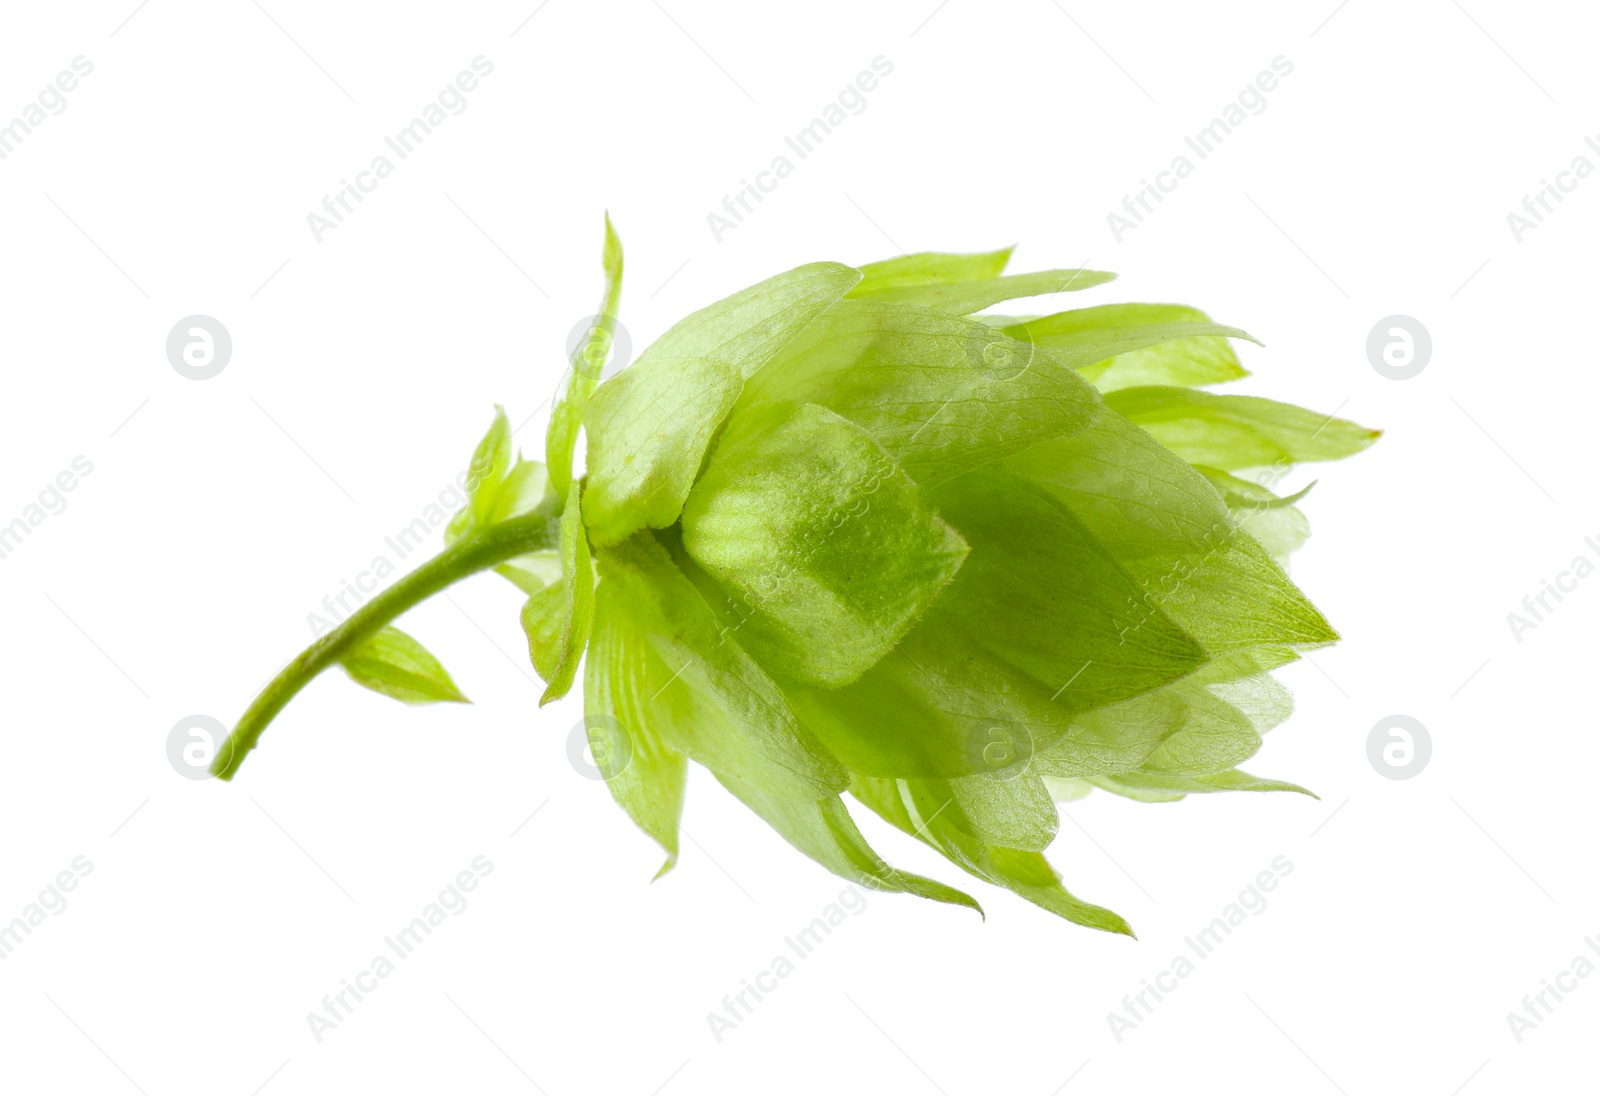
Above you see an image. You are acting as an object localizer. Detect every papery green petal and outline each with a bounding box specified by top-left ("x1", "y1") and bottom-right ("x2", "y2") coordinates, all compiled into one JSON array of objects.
[
  {"x1": 340, "y1": 626, "x2": 469, "y2": 706},
  {"x1": 1141, "y1": 532, "x2": 1334, "y2": 653},
  {"x1": 547, "y1": 214, "x2": 623, "y2": 500},
  {"x1": 851, "y1": 775, "x2": 1131, "y2": 935},
  {"x1": 997, "y1": 303, "x2": 1254, "y2": 390},
  {"x1": 1237, "y1": 502, "x2": 1313, "y2": 568},
  {"x1": 942, "y1": 771, "x2": 1060, "y2": 852},
  {"x1": 925, "y1": 462, "x2": 1208, "y2": 707},
  {"x1": 1031, "y1": 683, "x2": 1188, "y2": 781},
  {"x1": 1106, "y1": 386, "x2": 1380, "y2": 470},
  {"x1": 1197, "y1": 466, "x2": 1313, "y2": 565},
  {"x1": 1207, "y1": 664, "x2": 1295, "y2": 738},
  {"x1": 521, "y1": 483, "x2": 594, "y2": 705},
  {"x1": 594, "y1": 536, "x2": 972, "y2": 907},
  {"x1": 1040, "y1": 653, "x2": 1296, "y2": 784},
  {"x1": 582, "y1": 262, "x2": 862, "y2": 547},
  {"x1": 848, "y1": 268, "x2": 1116, "y2": 314},
  {"x1": 779, "y1": 629, "x2": 1024, "y2": 777},
  {"x1": 1094, "y1": 652, "x2": 1292, "y2": 779},
  {"x1": 1094, "y1": 767, "x2": 1316, "y2": 800},
  {"x1": 1197, "y1": 466, "x2": 1314, "y2": 514},
  {"x1": 715, "y1": 769, "x2": 982, "y2": 913},
  {"x1": 849, "y1": 246, "x2": 1013, "y2": 294},
  {"x1": 522, "y1": 585, "x2": 566, "y2": 679},
  {"x1": 1005, "y1": 409, "x2": 1338, "y2": 654},
  {"x1": 583, "y1": 579, "x2": 687, "y2": 877},
  {"x1": 681, "y1": 401, "x2": 968, "y2": 688},
  {"x1": 1027, "y1": 642, "x2": 1298, "y2": 786},
  {"x1": 1082, "y1": 775, "x2": 1186, "y2": 803},
  {"x1": 739, "y1": 299, "x2": 1105, "y2": 486},
  {"x1": 1129, "y1": 689, "x2": 1262, "y2": 775},
  {"x1": 595, "y1": 531, "x2": 847, "y2": 798}
]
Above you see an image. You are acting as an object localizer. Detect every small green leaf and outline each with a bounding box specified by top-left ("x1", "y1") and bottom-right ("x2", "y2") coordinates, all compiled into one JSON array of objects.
[
  {"x1": 444, "y1": 501, "x2": 473, "y2": 546},
  {"x1": 848, "y1": 268, "x2": 1117, "y2": 314},
  {"x1": 582, "y1": 262, "x2": 862, "y2": 547},
  {"x1": 494, "y1": 552, "x2": 563, "y2": 596},
  {"x1": 450, "y1": 458, "x2": 551, "y2": 549},
  {"x1": 1106, "y1": 386, "x2": 1381, "y2": 470},
  {"x1": 522, "y1": 585, "x2": 569, "y2": 683},
  {"x1": 448, "y1": 413, "x2": 522, "y2": 544},
  {"x1": 681, "y1": 401, "x2": 968, "y2": 688},
  {"x1": 584, "y1": 579, "x2": 688, "y2": 877},
  {"x1": 849, "y1": 246, "x2": 1014, "y2": 294},
  {"x1": 521, "y1": 483, "x2": 595, "y2": 705},
  {"x1": 466, "y1": 406, "x2": 513, "y2": 526},
  {"x1": 476, "y1": 457, "x2": 564, "y2": 592},
  {"x1": 547, "y1": 214, "x2": 624, "y2": 500},
  {"x1": 340, "y1": 626, "x2": 469, "y2": 706},
  {"x1": 489, "y1": 459, "x2": 555, "y2": 524}
]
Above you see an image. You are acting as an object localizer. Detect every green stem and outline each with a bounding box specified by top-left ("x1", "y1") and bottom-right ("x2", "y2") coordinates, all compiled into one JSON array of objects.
[{"x1": 212, "y1": 502, "x2": 563, "y2": 780}]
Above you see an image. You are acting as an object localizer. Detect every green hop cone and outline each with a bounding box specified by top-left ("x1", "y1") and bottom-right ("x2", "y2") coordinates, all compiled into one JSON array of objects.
[{"x1": 214, "y1": 218, "x2": 1377, "y2": 936}]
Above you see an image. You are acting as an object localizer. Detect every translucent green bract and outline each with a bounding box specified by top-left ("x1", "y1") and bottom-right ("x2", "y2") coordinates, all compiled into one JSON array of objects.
[
  {"x1": 681, "y1": 400, "x2": 968, "y2": 688},
  {"x1": 581, "y1": 262, "x2": 861, "y2": 547}
]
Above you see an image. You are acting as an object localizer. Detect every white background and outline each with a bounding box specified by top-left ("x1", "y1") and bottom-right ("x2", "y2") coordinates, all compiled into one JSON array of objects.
[{"x1": 0, "y1": 1, "x2": 1594, "y2": 1092}]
